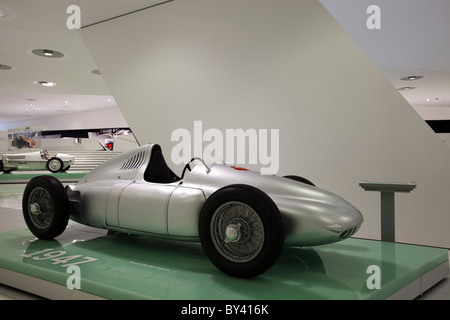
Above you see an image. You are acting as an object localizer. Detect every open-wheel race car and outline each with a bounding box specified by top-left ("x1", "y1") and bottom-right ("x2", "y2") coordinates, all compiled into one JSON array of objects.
[
  {"x1": 22, "y1": 143, "x2": 363, "y2": 277},
  {"x1": 1, "y1": 150, "x2": 75, "y2": 173}
]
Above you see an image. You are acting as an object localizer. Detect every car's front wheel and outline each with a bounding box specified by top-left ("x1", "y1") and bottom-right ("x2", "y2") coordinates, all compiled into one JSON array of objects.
[
  {"x1": 199, "y1": 184, "x2": 284, "y2": 278},
  {"x1": 22, "y1": 175, "x2": 69, "y2": 239},
  {"x1": 46, "y1": 157, "x2": 64, "y2": 173}
]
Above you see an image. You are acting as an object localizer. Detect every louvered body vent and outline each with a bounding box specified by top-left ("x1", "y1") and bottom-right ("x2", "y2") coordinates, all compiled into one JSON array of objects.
[
  {"x1": 339, "y1": 224, "x2": 361, "y2": 240},
  {"x1": 120, "y1": 150, "x2": 146, "y2": 170}
]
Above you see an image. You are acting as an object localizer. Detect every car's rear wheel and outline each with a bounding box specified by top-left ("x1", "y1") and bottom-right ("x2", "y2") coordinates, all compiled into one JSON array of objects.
[
  {"x1": 199, "y1": 184, "x2": 284, "y2": 278},
  {"x1": 46, "y1": 157, "x2": 63, "y2": 173},
  {"x1": 0, "y1": 160, "x2": 14, "y2": 174},
  {"x1": 22, "y1": 175, "x2": 69, "y2": 239}
]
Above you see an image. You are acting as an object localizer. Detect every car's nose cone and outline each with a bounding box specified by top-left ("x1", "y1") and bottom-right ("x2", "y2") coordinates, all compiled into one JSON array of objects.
[{"x1": 258, "y1": 175, "x2": 363, "y2": 246}]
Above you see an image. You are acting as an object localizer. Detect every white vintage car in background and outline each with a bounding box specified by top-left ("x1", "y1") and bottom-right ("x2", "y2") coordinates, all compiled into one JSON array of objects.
[{"x1": 0, "y1": 150, "x2": 75, "y2": 173}]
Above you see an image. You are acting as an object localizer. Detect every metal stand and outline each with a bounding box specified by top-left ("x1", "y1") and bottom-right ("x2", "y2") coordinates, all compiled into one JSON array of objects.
[{"x1": 359, "y1": 181, "x2": 416, "y2": 242}]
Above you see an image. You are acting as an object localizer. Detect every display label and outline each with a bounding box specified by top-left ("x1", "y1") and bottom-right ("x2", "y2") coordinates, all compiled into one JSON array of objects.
[{"x1": 21, "y1": 248, "x2": 98, "y2": 267}]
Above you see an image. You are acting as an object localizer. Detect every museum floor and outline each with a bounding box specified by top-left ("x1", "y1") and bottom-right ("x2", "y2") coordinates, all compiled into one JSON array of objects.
[{"x1": 0, "y1": 181, "x2": 449, "y2": 300}]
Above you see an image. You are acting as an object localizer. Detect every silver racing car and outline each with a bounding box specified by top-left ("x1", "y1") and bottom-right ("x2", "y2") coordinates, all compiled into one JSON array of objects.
[{"x1": 22, "y1": 143, "x2": 363, "y2": 277}]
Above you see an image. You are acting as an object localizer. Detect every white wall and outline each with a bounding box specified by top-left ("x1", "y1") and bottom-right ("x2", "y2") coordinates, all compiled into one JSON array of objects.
[
  {"x1": 0, "y1": 107, "x2": 128, "y2": 131},
  {"x1": 80, "y1": 0, "x2": 450, "y2": 248},
  {"x1": 437, "y1": 133, "x2": 450, "y2": 149}
]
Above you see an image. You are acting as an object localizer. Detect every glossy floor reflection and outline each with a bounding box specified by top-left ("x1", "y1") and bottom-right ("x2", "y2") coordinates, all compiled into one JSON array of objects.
[
  {"x1": 0, "y1": 183, "x2": 449, "y2": 300},
  {"x1": 0, "y1": 225, "x2": 447, "y2": 300}
]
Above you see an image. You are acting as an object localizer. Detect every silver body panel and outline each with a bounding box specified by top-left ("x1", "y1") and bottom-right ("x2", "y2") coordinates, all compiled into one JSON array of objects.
[{"x1": 68, "y1": 144, "x2": 363, "y2": 246}]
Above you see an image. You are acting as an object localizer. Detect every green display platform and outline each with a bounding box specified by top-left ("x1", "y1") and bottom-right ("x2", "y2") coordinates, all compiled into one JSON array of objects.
[
  {"x1": 0, "y1": 172, "x2": 85, "y2": 184},
  {"x1": 0, "y1": 225, "x2": 447, "y2": 300}
]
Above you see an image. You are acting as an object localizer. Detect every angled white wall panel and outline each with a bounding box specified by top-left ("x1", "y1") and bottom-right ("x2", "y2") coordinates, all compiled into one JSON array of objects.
[{"x1": 80, "y1": 0, "x2": 450, "y2": 247}]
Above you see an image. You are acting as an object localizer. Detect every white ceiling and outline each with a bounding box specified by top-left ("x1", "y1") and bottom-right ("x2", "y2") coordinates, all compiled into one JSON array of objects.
[
  {"x1": 0, "y1": 0, "x2": 449, "y2": 127},
  {"x1": 0, "y1": 0, "x2": 168, "y2": 125},
  {"x1": 320, "y1": 0, "x2": 450, "y2": 121}
]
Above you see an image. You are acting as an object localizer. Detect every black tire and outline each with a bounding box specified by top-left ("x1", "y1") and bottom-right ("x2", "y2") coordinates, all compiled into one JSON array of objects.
[
  {"x1": 199, "y1": 184, "x2": 284, "y2": 278},
  {"x1": 46, "y1": 157, "x2": 63, "y2": 173},
  {"x1": 0, "y1": 160, "x2": 14, "y2": 174},
  {"x1": 22, "y1": 175, "x2": 70, "y2": 239},
  {"x1": 284, "y1": 175, "x2": 316, "y2": 187}
]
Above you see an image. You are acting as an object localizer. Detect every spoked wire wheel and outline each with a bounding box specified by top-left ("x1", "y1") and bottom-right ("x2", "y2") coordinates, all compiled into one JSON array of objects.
[
  {"x1": 199, "y1": 184, "x2": 284, "y2": 278},
  {"x1": 22, "y1": 175, "x2": 69, "y2": 239},
  {"x1": 211, "y1": 201, "x2": 265, "y2": 263},
  {"x1": 27, "y1": 187, "x2": 55, "y2": 230}
]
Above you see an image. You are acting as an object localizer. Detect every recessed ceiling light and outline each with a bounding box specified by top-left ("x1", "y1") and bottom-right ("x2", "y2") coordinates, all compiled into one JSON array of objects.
[
  {"x1": 398, "y1": 86, "x2": 416, "y2": 91},
  {"x1": 401, "y1": 75, "x2": 424, "y2": 81},
  {"x1": 0, "y1": 64, "x2": 12, "y2": 70},
  {"x1": 38, "y1": 81, "x2": 56, "y2": 87},
  {"x1": 32, "y1": 49, "x2": 64, "y2": 58},
  {"x1": 91, "y1": 69, "x2": 102, "y2": 75}
]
